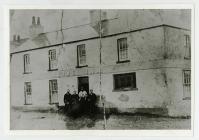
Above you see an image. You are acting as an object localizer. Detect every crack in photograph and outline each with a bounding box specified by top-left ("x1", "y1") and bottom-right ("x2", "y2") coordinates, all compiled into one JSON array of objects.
[{"x1": 10, "y1": 9, "x2": 191, "y2": 130}]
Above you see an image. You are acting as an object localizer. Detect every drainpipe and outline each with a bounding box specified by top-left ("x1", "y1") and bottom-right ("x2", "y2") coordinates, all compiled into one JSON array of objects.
[{"x1": 99, "y1": 9, "x2": 107, "y2": 129}]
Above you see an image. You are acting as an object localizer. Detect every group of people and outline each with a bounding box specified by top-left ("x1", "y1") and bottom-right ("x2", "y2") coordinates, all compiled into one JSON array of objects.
[{"x1": 63, "y1": 87, "x2": 97, "y2": 115}]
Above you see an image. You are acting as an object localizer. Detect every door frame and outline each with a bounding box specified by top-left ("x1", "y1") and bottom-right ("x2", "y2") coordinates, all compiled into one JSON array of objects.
[{"x1": 77, "y1": 76, "x2": 89, "y2": 94}]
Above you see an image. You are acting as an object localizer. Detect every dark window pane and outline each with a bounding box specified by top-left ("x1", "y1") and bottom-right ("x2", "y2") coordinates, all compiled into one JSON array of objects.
[{"x1": 114, "y1": 72, "x2": 137, "y2": 90}]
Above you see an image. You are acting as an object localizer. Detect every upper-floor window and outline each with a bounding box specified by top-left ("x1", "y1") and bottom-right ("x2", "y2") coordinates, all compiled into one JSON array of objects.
[
  {"x1": 77, "y1": 44, "x2": 87, "y2": 67},
  {"x1": 48, "y1": 49, "x2": 57, "y2": 70},
  {"x1": 113, "y1": 72, "x2": 137, "y2": 91},
  {"x1": 23, "y1": 54, "x2": 31, "y2": 73},
  {"x1": 117, "y1": 38, "x2": 129, "y2": 63},
  {"x1": 184, "y1": 35, "x2": 191, "y2": 59}
]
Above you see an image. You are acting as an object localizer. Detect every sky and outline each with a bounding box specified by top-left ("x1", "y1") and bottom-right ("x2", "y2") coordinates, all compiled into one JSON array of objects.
[{"x1": 10, "y1": 9, "x2": 191, "y2": 39}]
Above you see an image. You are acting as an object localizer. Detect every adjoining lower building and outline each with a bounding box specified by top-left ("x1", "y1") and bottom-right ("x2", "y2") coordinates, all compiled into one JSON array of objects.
[{"x1": 10, "y1": 10, "x2": 191, "y2": 116}]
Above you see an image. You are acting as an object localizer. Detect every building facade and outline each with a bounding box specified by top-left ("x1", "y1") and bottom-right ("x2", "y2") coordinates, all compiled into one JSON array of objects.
[{"x1": 10, "y1": 10, "x2": 191, "y2": 116}]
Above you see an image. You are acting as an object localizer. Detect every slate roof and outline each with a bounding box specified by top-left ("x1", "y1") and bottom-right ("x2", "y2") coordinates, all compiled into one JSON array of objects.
[
  {"x1": 10, "y1": 9, "x2": 190, "y2": 54},
  {"x1": 10, "y1": 24, "x2": 99, "y2": 53}
]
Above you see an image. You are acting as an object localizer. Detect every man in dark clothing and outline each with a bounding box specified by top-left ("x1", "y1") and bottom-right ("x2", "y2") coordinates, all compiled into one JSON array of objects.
[
  {"x1": 71, "y1": 90, "x2": 79, "y2": 101},
  {"x1": 87, "y1": 89, "x2": 97, "y2": 114},
  {"x1": 64, "y1": 89, "x2": 72, "y2": 112},
  {"x1": 69, "y1": 90, "x2": 81, "y2": 116}
]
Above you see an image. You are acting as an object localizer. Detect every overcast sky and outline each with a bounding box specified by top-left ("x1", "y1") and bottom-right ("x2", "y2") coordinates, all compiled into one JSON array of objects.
[{"x1": 10, "y1": 9, "x2": 191, "y2": 39}]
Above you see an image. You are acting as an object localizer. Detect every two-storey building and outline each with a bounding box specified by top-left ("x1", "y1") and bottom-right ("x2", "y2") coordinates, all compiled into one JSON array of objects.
[{"x1": 10, "y1": 10, "x2": 191, "y2": 116}]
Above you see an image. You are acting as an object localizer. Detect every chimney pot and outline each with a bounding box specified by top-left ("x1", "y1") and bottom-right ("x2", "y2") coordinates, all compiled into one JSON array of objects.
[
  {"x1": 13, "y1": 35, "x2": 16, "y2": 41},
  {"x1": 37, "y1": 17, "x2": 40, "y2": 25},
  {"x1": 17, "y1": 35, "x2": 20, "y2": 42},
  {"x1": 32, "y1": 16, "x2": 36, "y2": 25}
]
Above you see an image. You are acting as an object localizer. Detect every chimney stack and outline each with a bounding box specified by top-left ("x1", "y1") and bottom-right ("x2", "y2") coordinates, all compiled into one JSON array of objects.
[
  {"x1": 89, "y1": 10, "x2": 108, "y2": 35},
  {"x1": 29, "y1": 16, "x2": 44, "y2": 38}
]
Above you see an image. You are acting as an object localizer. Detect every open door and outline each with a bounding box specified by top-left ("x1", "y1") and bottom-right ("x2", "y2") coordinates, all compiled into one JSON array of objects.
[{"x1": 78, "y1": 76, "x2": 89, "y2": 94}]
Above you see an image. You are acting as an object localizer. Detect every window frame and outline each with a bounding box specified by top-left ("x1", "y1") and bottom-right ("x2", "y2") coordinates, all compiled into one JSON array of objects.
[
  {"x1": 49, "y1": 79, "x2": 58, "y2": 104},
  {"x1": 184, "y1": 34, "x2": 191, "y2": 59},
  {"x1": 23, "y1": 54, "x2": 31, "y2": 74},
  {"x1": 117, "y1": 37, "x2": 130, "y2": 63},
  {"x1": 24, "y1": 82, "x2": 32, "y2": 105},
  {"x1": 182, "y1": 70, "x2": 191, "y2": 100},
  {"x1": 113, "y1": 72, "x2": 137, "y2": 92},
  {"x1": 48, "y1": 49, "x2": 58, "y2": 71},
  {"x1": 77, "y1": 44, "x2": 88, "y2": 68}
]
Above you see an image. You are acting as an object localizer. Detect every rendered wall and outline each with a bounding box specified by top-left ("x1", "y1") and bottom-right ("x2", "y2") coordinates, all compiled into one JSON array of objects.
[
  {"x1": 10, "y1": 26, "x2": 191, "y2": 116},
  {"x1": 10, "y1": 46, "x2": 60, "y2": 106}
]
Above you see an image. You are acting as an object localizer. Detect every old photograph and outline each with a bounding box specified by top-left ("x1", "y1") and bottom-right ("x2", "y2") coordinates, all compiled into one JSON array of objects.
[{"x1": 10, "y1": 9, "x2": 191, "y2": 130}]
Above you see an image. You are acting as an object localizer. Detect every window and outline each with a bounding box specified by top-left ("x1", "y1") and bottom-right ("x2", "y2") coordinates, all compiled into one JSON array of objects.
[
  {"x1": 24, "y1": 82, "x2": 32, "y2": 105},
  {"x1": 49, "y1": 79, "x2": 58, "y2": 104},
  {"x1": 48, "y1": 49, "x2": 57, "y2": 70},
  {"x1": 183, "y1": 70, "x2": 191, "y2": 100},
  {"x1": 24, "y1": 54, "x2": 31, "y2": 73},
  {"x1": 77, "y1": 44, "x2": 87, "y2": 67},
  {"x1": 117, "y1": 38, "x2": 129, "y2": 63},
  {"x1": 113, "y1": 72, "x2": 137, "y2": 91},
  {"x1": 184, "y1": 35, "x2": 191, "y2": 59}
]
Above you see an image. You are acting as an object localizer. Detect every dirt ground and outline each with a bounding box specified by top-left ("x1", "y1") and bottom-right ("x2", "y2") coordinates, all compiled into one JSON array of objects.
[{"x1": 10, "y1": 109, "x2": 191, "y2": 130}]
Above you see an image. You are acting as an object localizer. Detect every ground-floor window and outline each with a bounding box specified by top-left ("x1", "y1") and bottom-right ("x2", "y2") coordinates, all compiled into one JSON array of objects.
[
  {"x1": 183, "y1": 70, "x2": 191, "y2": 100},
  {"x1": 113, "y1": 72, "x2": 137, "y2": 91},
  {"x1": 24, "y1": 82, "x2": 32, "y2": 105},
  {"x1": 49, "y1": 79, "x2": 58, "y2": 104}
]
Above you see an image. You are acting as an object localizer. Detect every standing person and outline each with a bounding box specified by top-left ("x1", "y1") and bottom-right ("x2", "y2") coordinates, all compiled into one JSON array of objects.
[
  {"x1": 72, "y1": 90, "x2": 79, "y2": 101},
  {"x1": 70, "y1": 90, "x2": 81, "y2": 116},
  {"x1": 64, "y1": 89, "x2": 71, "y2": 112},
  {"x1": 78, "y1": 87, "x2": 88, "y2": 101},
  {"x1": 87, "y1": 89, "x2": 97, "y2": 114},
  {"x1": 78, "y1": 87, "x2": 88, "y2": 113}
]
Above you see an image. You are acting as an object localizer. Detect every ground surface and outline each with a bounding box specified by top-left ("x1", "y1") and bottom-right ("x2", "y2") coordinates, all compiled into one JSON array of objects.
[{"x1": 10, "y1": 109, "x2": 191, "y2": 130}]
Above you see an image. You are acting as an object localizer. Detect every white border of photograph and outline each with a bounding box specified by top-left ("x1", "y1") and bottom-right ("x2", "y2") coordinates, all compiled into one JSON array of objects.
[{"x1": 0, "y1": 0, "x2": 198, "y2": 139}]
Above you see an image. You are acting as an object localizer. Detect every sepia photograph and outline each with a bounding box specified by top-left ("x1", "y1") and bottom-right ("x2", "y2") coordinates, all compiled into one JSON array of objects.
[{"x1": 10, "y1": 9, "x2": 191, "y2": 130}]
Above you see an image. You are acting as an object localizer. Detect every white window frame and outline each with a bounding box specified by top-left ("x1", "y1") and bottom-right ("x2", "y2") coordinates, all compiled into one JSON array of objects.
[
  {"x1": 49, "y1": 79, "x2": 58, "y2": 104},
  {"x1": 24, "y1": 82, "x2": 32, "y2": 105},
  {"x1": 24, "y1": 54, "x2": 31, "y2": 73},
  {"x1": 183, "y1": 70, "x2": 191, "y2": 100},
  {"x1": 117, "y1": 38, "x2": 129, "y2": 62},
  {"x1": 184, "y1": 34, "x2": 191, "y2": 59},
  {"x1": 77, "y1": 44, "x2": 87, "y2": 67},
  {"x1": 48, "y1": 49, "x2": 57, "y2": 70}
]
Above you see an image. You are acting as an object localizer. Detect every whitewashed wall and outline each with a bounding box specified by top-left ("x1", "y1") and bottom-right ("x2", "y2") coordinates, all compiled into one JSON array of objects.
[
  {"x1": 10, "y1": 24, "x2": 191, "y2": 116},
  {"x1": 10, "y1": 45, "x2": 60, "y2": 106}
]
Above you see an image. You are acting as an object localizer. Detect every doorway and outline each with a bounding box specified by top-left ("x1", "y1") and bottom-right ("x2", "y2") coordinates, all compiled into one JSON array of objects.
[{"x1": 78, "y1": 76, "x2": 89, "y2": 94}]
